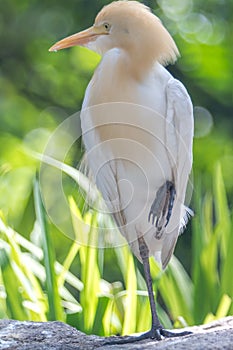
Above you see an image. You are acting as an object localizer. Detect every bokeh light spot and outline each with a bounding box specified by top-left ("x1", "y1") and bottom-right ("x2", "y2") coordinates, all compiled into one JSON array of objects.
[{"x1": 194, "y1": 106, "x2": 213, "y2": 138}]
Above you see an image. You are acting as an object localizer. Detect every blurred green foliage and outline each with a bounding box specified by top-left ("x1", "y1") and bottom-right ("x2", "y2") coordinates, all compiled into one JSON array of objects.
[
  {"x1": 0, "y1": 0, "x2": 232, "y2": 334},
  {"x1": 0, "y1": 163, "x2": 232, "y2": 334}
]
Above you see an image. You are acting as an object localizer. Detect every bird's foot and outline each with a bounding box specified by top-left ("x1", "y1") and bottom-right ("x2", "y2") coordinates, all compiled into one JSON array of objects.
[
  {"x1": 148, "y1": 181, "x2": 176, "y2": 237},
  {"x1": 102, "y1": 327, "x2": 192, "y2": 345}
]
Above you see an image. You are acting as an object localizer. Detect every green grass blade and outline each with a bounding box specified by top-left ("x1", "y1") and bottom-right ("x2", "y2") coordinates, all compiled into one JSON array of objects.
[
  {"x1": 214, "y1": 163, "x2": 231, "y2": 258},
  {"x1": 215, "y1": 294, "x2": 232, "y2": 319},
  {"x1": 0, "y1": 220, "x2": 48, "y2": 321},
  {"x1": 69, "y1": 198, "x2": 101, "y2": 333},
  {"x1": 33, "y1": 178, "x2": 64, "y2": 321},
  {"x1": 136, "y1": 296, "x2": 151, "y2": 332},
  {"x1": 221, "y1": 217, "x2": 233, "y2": 300},
  {"x1": 121, "y1": 247, "x2": 137, "y2": 335},
  {"x1": 0, "y1": 242, "x2": 28, "y2": 320},
  {"x1": 151, "y1": 256, "x2": 194, "y2": 326},
  {"x1": 92, "y1": 295, "x2": 110, "y2": 336},
  {"x1": 57, "y1": 241, "x2": 82, "y2": 289},
  {"x1": 82, "y1": 211, "x2": 101, "y2": 332}
]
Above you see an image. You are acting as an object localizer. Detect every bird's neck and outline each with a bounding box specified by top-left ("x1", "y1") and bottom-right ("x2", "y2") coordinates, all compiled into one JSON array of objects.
[
  {"x1": 133, "y1": 58, "x2": 156, "y2": 82},
  {"x1": 117, "y1": 47, "x2": 156, "y2": 82}
]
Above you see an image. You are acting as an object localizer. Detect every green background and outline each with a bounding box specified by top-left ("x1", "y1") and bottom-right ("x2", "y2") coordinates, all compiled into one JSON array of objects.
[{"x1": 0, "y1": 0, "x2": 232, "y2": 335}]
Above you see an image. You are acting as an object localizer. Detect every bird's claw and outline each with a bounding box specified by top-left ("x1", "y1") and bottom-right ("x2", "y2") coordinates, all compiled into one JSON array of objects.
[
  {"x1": 102, "y1": 327, "x2": 192, "y2": 345},
  {"x1": 160, "y1": 328, "x2": 192, "y2": 338},
  {"x1": 139, "y1": 327, "x2": 192, "y2": 341}
]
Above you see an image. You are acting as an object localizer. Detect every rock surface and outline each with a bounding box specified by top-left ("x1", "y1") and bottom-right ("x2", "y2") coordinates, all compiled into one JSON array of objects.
[{"x1": 0, "y1": 317, "x2": 232, "y2": 350}]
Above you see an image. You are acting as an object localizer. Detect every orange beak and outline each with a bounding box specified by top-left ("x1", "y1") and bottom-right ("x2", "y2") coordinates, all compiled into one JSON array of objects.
[{"x1": 49, "y1": 26, "x2": 108, "y2": 52}]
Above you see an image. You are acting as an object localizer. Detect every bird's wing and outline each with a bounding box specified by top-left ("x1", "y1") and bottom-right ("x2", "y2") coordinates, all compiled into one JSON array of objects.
[
  {"x1": 161, "y1": 78, "x2": 194, "y2": 269},
  {"x1": 79, "y1": 137, "x2": 128, "y2": 231},
  {"x1": 165, "y1": 78, "x2": 193, "y2": 188}
]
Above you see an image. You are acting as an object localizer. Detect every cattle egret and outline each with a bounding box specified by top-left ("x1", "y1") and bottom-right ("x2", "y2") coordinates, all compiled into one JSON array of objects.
[{"x1": 49, "y1": 0, "x2": 193, "y2": 342}]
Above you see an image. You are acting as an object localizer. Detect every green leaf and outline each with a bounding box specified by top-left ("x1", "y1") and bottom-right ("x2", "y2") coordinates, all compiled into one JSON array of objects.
[
  {"x1": 152, "y1": 256, "x2": 194, "y2": 326},
  {"x1": 121, "y1": 248, "x2": 137, "y2": 335},
  {"x1": 33, "y1": 178, "x2": 64, "y2": 321}
]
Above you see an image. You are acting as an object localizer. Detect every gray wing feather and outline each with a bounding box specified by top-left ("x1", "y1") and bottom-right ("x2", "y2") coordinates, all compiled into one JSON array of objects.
[{"x1": 161, "y1": 78, "x2": 194, "y2": 269}]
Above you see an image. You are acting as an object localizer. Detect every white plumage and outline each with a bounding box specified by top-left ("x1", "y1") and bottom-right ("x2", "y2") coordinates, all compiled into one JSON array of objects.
[{"x1": 81, "y1": 62, "x2": 193, "y2": 268}]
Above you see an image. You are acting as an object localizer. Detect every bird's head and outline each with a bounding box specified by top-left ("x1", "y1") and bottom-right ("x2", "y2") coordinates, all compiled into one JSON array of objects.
[{"x1": 49, "y1": 1, "x2": 179, "y2": 66}]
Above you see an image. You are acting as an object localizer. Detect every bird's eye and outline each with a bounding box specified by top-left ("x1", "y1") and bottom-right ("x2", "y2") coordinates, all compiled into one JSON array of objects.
[{"x1": 103, "y1": 22, "x2": 110, "y2": 31}]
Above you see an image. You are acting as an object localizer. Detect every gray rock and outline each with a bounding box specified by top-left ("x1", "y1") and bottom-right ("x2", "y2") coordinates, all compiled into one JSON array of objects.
[{"x1": 0, "y1": 317, "x2": 232, "y2": 350}]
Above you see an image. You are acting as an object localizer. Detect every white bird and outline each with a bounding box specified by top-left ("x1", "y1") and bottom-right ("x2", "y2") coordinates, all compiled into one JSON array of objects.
[{"x1": 50, "y1": 0, "x2": 193, "y2": 342}]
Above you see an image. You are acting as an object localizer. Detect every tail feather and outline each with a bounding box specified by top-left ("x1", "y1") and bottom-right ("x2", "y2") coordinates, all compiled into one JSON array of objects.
[
  {"x1": 161, "y1": 205, "x2": 193, "y2": 269},
  {"x1": 179, "y1": 205, "x2": 194, "y2": 234}
]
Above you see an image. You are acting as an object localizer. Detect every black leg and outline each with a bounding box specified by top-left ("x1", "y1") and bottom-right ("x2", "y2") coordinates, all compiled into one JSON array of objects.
[
  {"x1": 102, "y1": 236, "x2": 191, "y2": 345},
  {"x1": 137, "y1": 236, "x2": 191, "y2": 339},
  {"x1": 138, "y1": 236, "x2": 162, "y2": 339}
]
